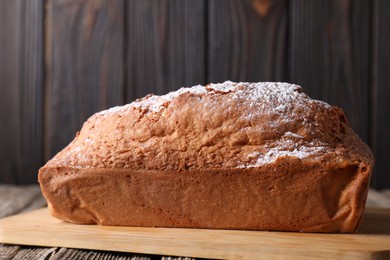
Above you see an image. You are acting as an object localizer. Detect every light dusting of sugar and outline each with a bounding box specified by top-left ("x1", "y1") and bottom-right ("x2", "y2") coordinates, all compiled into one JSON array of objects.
[
  {"x1": 255, "y1": 146, "x2": 327, "y2": 166},
  {"x1": 229, "y1": 82, "x2": 331, "y2": 121},
  {"x1": 240, "y1": 136, "x2": 329, "y2": 168},
  {"x1": 274, "y1": 104, "x2": 287, "y2": 113},
  {"x1": 96, "y1": 103, "x2": 133, "y2": 117},
  {"x1": 206, "y1": 81, "x2": 238, "y2": 93},
  {"x1": 166, "y1": 84, "x2": 207, "y2": 98},
  {"x1": 248, "y1": 151, "x2": 261, "y2": 158},
  {"x1": 239, "y1": 144, "x2": 327, "y2": 169},
  {"x1": 234, "y1": 83, "x2": 303, "y2": 107},
  {"x1": 135, "y1": 85, "x2": 207, "y2": 112},
  {"x1": 132, "y1": 95, "x2": 167, "y2": 113},
  {"x1": 97, "y1": 81, "x2": 331, "y2": 117},
  {"x1": 283, "y1": 131, "x2": 303, "y2": 139},
  {"x1": 98, "y1": 85, "x2": 208, "y2": 115}
]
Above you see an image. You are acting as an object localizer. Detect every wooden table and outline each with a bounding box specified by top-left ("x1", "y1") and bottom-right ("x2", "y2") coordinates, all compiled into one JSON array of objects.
[{"x1": 1, "y1": 185, "x2": 390, "y2": 260}]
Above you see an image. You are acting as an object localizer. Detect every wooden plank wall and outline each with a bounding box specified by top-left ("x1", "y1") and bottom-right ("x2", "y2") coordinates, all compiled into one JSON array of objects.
[
  {"x1": 46, "y1": 0, "x2": 125, "y2": 159},
  {"x1": 0, "y1": 0, "x2": 389, "y2": 188},
  {"x1": 372, "y1": 0, "x2": 390, "y2": 189},
  {"x1": 207, "y1": 0, "x2": 288, "y2": 82},
  {"x1": 0, "y1": 0, "x2": 43, "y2": 184},
  {"x1": 126, "y1": 0, "x2": 206, "y2": 101}
]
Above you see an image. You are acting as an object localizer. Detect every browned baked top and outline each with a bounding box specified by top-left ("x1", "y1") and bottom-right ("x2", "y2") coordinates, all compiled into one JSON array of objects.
[{"x1": 45, "y1": 81, "x2": 373, "y2": 171}]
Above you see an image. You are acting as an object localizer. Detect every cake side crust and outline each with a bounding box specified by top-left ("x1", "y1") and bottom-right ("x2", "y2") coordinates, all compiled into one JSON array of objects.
[{"x1": 39, "y1": 158, "x2": 372, "y2": 233}]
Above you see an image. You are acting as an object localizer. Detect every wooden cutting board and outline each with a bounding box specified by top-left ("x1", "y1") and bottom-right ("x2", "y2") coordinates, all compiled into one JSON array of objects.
[{"x1": 0, "y1": 208, "x2": 389, "y2": 259}]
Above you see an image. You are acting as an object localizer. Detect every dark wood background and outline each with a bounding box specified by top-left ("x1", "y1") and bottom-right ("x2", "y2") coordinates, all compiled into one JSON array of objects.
[{"x1": 0, "y1": 0, "x2": 389, "y2": 189}]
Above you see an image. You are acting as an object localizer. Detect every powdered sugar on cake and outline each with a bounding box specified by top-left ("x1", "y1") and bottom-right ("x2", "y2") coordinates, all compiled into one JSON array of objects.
[
  {"x1": 238, "y1": 137, "x2": 328, "y2": 168},
  {"x1": 96, "y1": 103, "x2": 133, "y2": 117},
  {"x1": 230, "y1": 82, "x2": 331, "y2": 118},
  {"x1": 98, "y1": 84, "x2": 208, "y2": 116},
  {"x1": 138, "y1": 85, "x2": 208, "y2": 112},
  {"x1": 206, "y1": 80, "x2": 238, "y2": 93},
  {"x1": 256, "y1": 146, "x2": 327, "y2": 166},
  {"x1": 98, "y1": 81, "x2": 330, "y2": 116},
  {"x1": 95, "y1": 81, "x2": 332, "y2": 166}
]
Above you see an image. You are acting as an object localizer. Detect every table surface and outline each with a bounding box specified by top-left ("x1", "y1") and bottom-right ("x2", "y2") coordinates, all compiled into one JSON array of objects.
[{"x1": 1, "y1": 185, "x2": 390, "y2": 260}]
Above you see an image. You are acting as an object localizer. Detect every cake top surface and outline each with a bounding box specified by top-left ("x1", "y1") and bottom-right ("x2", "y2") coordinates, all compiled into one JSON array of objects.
[
  {"x1": 45, "y1": 81, "x2": 373, "y2": 171},
  {"x1": 98, "y1": 81, "x2": 330, "y2": 116}
]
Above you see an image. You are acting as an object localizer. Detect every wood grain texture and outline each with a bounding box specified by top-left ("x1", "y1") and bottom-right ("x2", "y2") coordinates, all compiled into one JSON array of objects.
[
  {"x1": 289, "y1": 0, "x2": 371, "y2": 143},
  {"x1": 126, "y1": 0, "x2": 206, "y2": 101},
  {"x1": 46, "y1": 0, "x2": 125, "y2": 159},
  {"x1": 1, "y1": 185, "x2": 389, "y2": 259},
  {"x1": 0, "y1": 245, "x2": 195, "y2": 260},
  {"x1": 0, "y1": 0, "x2": 44, "y2": 184},
  {"x1": 0, "y1": 185, "x2": 46, "y2": 219},
  {"x1": 371, "y1": 0, "x2": 390, "y2": 189},
  {"x1": 0, "y1": 245, "x2": 158, "y2": 260},
  {"x1": 207, "y1": 0, "x2": 287, "y2": 83},
  {"x1": 1, "y1": 207, "x2": 390, "y2": 259}
]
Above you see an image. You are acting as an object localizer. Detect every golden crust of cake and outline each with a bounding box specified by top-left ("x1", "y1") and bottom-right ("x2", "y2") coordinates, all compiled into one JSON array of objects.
[
  {"x1": 44, "y1": 81, "x2": 373, "y2": 171},
  {"x1": 39, "y1": 81, "x2": 374, "y2": 232}
]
